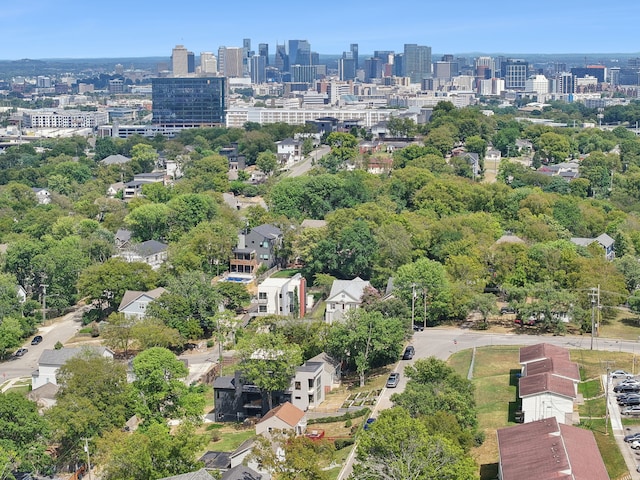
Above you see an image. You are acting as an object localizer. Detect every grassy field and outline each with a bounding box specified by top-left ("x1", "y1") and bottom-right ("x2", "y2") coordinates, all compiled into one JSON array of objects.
[
  {"x1": 448, "y1": 348, "x2": 473, "y2": 378},
  {"x1": 582, "y1": 419, "x2": 629, "y2": 480}
]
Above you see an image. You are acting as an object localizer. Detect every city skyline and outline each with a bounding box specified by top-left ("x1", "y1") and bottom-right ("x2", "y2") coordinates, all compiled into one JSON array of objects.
[{"x1": 1, "y1": 0, "x2": 640, "y2": 60}]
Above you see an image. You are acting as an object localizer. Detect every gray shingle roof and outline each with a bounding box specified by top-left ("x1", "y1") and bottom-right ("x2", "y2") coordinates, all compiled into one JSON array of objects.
[
  {"x1": 221, "y1": 465, "x2": 262, "y2": 480},
  {"x1": 100, "y1": 154, "x2": 131, "y2": 165},
  {"x1": 327, "y1": 277, "x2": 371, "y2": 303},
  {"x1": 38, "y1": 346, "x2": 112, "y2": 367},
  {"x1": 158, "y1": 469, "x2": 213, "y2": 480},
  {"x1": 252, "y1": 224, "x2": 282, "y2": 240},
  {"x1": 131, "y1": 240, "x2": 168, "y2": 256}
]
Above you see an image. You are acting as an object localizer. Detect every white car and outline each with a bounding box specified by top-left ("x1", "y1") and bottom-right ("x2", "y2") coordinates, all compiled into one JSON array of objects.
[
  {"x1": 631, "y1": 441, "x2": 640, "y2": 450},
  {"x1": 622, "y1": 406, "x2": 640, "y2": 416},
  {"x1": 611, "y1": 370, "x2": 633, "y2": 379}
]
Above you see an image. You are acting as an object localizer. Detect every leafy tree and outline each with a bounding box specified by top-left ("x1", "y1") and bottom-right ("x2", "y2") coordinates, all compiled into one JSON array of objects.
[
  {"x1": 256, "y1": 150, "x2": 278, "y2": 176},
  {"x1": 215, "y1": 282, "x2": 250, "y2": 310},
  {"x1": 250, "y1": 431, "x2": 334, "y2": 480},
  {"x1": 132, "y1": 347, "x2": 205, "y2": 423},
  {"x1": 465, "y1": 135, "x2": 487, "y2": 159},
  {"x1": 130, "y1": 317, "x2": 184, "y2": 351},
  {"x1": 166, "y1": 193, "x2": 218, "y2": 240},
  {"x1": 353, "y1": 407, "x2": 476, "y2": 480},
  {"x1": 326, "y1": 132, "x2": 358, "y2": 162},
  {"x1": 76, "y1": 258, "x2": 158, "y2": 318},
  {"x1": 94, "y1": 137, "x2": 119, "y2": 160},
  {"x1": 326, "y1": 309, "x2": 404, "y2": 386},
  {"x1": 130, "y1": 143, "x2": 158, "y2": 172},
  {"x1": 535, "y1": 132, "x2": 571, "y2": 163},
  {"x1": 146, "y1": 271, "x2": 221, "y2": 339},
  {"x1": 237, "y1": 332, "x2": 303, "y2": 409},
  {"x1": 96, "y1": 422, "x2": 206, "y2": 480},
  {"x1": 101, "y1": 312, "x2": 135, "y2": 355},
  {"x1": 125, "y1": 202, "x2": 172, "y2": 241}
]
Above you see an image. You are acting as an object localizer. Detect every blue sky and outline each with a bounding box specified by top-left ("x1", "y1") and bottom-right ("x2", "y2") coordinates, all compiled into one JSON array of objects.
[{"x1": 1, "y1": 0, "x2": 640, "y2": 59}]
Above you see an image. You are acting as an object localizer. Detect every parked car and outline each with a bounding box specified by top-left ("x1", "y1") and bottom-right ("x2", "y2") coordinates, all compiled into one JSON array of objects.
[
  {"x1": 625, "y1": 432, "x2": 640, "y2": 443},
  {"x1": 364, "y1": 418, "x2": 376, "y2": 430},
  {"x1": 619, "y1": 378, "x2": 640, "y2": 385},
  {"x1": 614, "y1": 384, "x2": 640, "y2": 394},
  {"x1": 30, "y1": 335, "x2": 43, "y2": 345},
  {"x1": 618, "y1": 393, "x2": 640, "y2": 403},
  {"x1": 14, "y1": 348, "x2": 27, "y2": 357},
  {"x1": 386, "y1": 372, "x2": 400, "y2": 388},
  {"x1": 413, "y1": 324, "x2": 424, "y2": 332},
  {"x1": 622, "y1": 405, "x2": 640, "y2": 416},
  {"x1": 500, "y1": 306, "x2": 516, "y2": 315},
  {"x1": 402, "y1": 346, "x2": 415, "y2": 360},
  {"x1": 620, "y1": 396, "x2": 640, "y2": 406},
  {"x1": 611, "y1": 370, "x2": 633, "y2": 379},
  {"x1": 631, "y1": 440, "x2": 640, "y2": 450}
]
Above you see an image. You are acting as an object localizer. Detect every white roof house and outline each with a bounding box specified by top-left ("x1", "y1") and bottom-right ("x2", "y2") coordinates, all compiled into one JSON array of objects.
[
  {"x1": 32, "y1": 346, "x2": 114, "y2": 390},
  {"x1": 325, "y1": 277, "x2": 371, "y2": 323}
]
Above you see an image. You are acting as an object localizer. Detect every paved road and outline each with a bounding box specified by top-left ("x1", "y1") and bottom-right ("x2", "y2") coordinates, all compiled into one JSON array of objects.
[
  {"x1": 285, "y1": 146, "x2": 330, "y2": 178},
  {"x1": 338, "y1": 327, "x2": 640, "y2": 480},
  {"x1": 0, "y1": 306, "x2": 88, "y2": 386}
]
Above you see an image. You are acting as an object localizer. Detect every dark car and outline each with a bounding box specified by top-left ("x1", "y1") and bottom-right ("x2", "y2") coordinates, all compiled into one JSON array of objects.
[
  {"x1": 386, "y1": 372, "x2": 400, "y2": 388},
  {"x1": 30, "y1": 335, "x2": 43, "y2": 345},
  {"x1": 402, "y1": 346, "x2": 415, "y2": 360},
  {"x1": 500, "y1": 307, "x2": 516, "y2": 315},
  {"x1": 625, "y1": 432, "x2": 640, "y2": 443},
  {"x1": 413, "y1": 324, "x2": 424, "y2": 332},
  {"x1": 615, "y1": 384, "x2": 640, "y2": 394},
  {"x1": 14, "y1": 348, "x2": 28, "y2": 357},
  {"x1": 364, "y1": 418, "x2": 376, "y2": 430},
  {"x1": 620, "y1": 396, "x2": 640, "y2": 406}
]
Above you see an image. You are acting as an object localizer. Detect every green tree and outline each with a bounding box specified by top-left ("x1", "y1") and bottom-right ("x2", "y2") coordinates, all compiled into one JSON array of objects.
[
  {"x1": 130, "y1": 317, "x2": 184, "y2": 351},
  {"x1": 76, "y1": 258, "x2": 158, "y2": 318},
  {"x1": 96, "y1": 422, "x2": 206, "y2": 480},
  {"x1": 535, "y1": 132, "x2": 571, "y2": 163},
  {"x1": 237, "y1": 332, "x2": 303, "y2": 409},
  {"x1": 326, "y1": 132, "x2": 358, "y2": 162},
  {"x1": 354, "y1": 407, "x2": 476, "y2": 480},
  {"x1": 125, "y1": 202, "x2": 172, "y2": 241},
  {"x1": 132, "y1": 347, "x2": 205, "y2": 423},
  {"x1": 130, "y1": 143, "x2": 158, "y2": 172},
  {"x1": 326, "y1": 310, "x2": 404, "y2": 387},
  {"x1": 256, "y1": 150, "x2": 279, "y2": 176}
]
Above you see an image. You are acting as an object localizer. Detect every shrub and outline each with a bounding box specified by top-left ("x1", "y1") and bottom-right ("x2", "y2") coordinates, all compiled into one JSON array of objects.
[
  {"x1": 344, "y1": 419, "x2": 352, "y2": 428},
  {"x1": 307, "y1": 408, "x2": 370, "y2": 425},
  {"x1": 54, "y1": 341, "x2": 63, "y2": 350},
  {"x1": 334, "y1": 438, "x2": 354, "y2": 450}
]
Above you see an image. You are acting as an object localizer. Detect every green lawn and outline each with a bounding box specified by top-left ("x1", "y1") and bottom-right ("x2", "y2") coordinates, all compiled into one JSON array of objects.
[
  {"x1": 582, "y1": 419, "x2": 629, "y2": 480},
  {"x1": 448, "y1": 349, "x2": 473, "y2": 378},
  {"x1": 207, "y1": 428, "x2": 256, "y2": 452}
]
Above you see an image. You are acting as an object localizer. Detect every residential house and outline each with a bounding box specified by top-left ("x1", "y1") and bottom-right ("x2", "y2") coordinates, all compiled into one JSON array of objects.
[
  {"x1": 255, "y1": 401, "x2": 306, "y2": 438},
  {"x1": 114, "y1": 228, "x2": 132, "y2": 250},
  {"x1": 256, "y1": 273, "x2": 306, "y2": 318},
  {"x1": 116, "y1": 240, "x2": 168, "y2": 269},
  {"x1": 158, "y1": 469, "x2": 214, "y2": 480},
  {"x1": 288, "y1": 353, "x2": 340, "y2": 411},
  {"x1": 537, "y1": 161, "x2": 580, "y2": 181},
  {"x1": 276, "y1": 138, "x2": 303, "y2": 168},
  {"x1": 366, "y1": 156, "x2": 393, "y2": 175},
  {"x1": 219, "y1": 143, "x2": 246, "y2": 179},
  {"x1": 230, "y1": 224, "x2": 283, "y2": 275},
  {"x1": 31, "y1": 187, "x2": 51, "y2": 205},
  {"x1": 32, "y1": 346, "x2": 114, "y2": 390},
  {"x1": 518, "y1": 343, "x2": 580, "y2": 425},
  {"x1": 118, "y1": 287, "x2": 167, "y2": 319},
  {"x1": 221, "y1": 466, "x2": 263, "y2": 480},
  {"x1": 100, "y1": 154, "x2": 131, "y2": 166},
  {"x1": 122, "y1": 172, "x2": 167, "y2": 199},
  {"x1": 27, "y1": 382, "x2": 59, "y2": 410},
  {"x1": 570, "y1": 233, "x2": 615, "y2": 260},
  {"x1": 486, "y1": 148, "x2": 501, "y2": 167},
  {"x1": 107, "y1": 181, "x2": 124, "y2": 197},
  {"x1": 16, "y1": 285, "x2": 26, "y2": 304},
  {"x1": 213, "y1": 371, "x2": 269, "y2": 421},
  {"x1": 325, "y1": 277, "x2": 371, "y2": 323},
  {"x1": 497, "y1": 417, "x2": 609, "y2": 480}
]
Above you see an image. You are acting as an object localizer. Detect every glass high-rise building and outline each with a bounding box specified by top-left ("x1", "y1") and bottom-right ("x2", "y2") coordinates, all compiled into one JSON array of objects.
[
  {"x1": 275, "y1": 44, "x2": 288, "y2": 72},
  {"x1": 403, "y1": 44, "x2": 432, "y2": 83},
  {"x1": 289, "y1": 39, "x2": 311, "y2": 66},
  {"x1": 258, "y1": 43, "x2": 269, "y2": 65},
  {"x1": 152, "y1": 77, "x2": 227, "y2": 127}
]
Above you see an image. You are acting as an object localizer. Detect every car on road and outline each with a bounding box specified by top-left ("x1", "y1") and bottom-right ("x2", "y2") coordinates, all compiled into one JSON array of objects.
[
  {"x1": 402, "y1": 346, "x2": 415, "y2": 360},
  {"x1": 364, "y1": 418, "x2": 376, "y2": 430},
  {"x1": 386, "y1": 372, "x2": 400, "y2": 388},
  {"x1": 625, "y1": 432, "x2": 640, "y2": 443},
  {"x1": 14, "y1": 348, "x2": 27, "y2": 357},
  {"x1": 622, "y1": 405, "x2": 640, "y2": 416},
  {"x1": 611, "y1": 370, "x2": 634, "y2": 379},
  {"x1": 30, "y1": 335, "x2": 43, "y2": 345},
  {"x1": 413, "y1": 324, "x2": 424, "y2": 332}
]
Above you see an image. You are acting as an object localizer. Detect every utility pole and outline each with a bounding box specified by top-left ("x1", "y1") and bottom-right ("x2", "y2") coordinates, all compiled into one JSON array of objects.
[
  {"x1": 40, "y1": 284, "x2": 49, "y2": 325},
  {"x1": 83, "y1": 438, "x2": 92, "y2": 480},
  {"x1": 601, "y1": 360, "x2": 616, "y2": 435},
  {"x1": 589, "y1": 286, "x2": 600, "y2": 350},
  {"x1": 411, "y1": 283, "x2": 416, "y2": 327},
  {"x1": 422, "y1": 288, "x2": 428, "y2": 329}
]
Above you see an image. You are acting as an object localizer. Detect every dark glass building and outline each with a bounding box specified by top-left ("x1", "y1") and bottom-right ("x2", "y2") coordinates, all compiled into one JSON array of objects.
[{"x1": 152, "y1": 77, "x2": 226, "y2": 127}]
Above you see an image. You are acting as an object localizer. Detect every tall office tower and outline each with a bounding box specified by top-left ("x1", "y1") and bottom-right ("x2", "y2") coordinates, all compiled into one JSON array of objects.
[
  {"x1": 289, "y1": 40, "x2": 311, "y2": 66},
  {"x1": 275, "y1": 44, "x2": 288, "y2": 72},
  {"x1": 475, "y1": 56, "x2": 495, "y2": 78},
  {"x1": 525, "y1": 75, "x2": 549, "y2": 94},
  {"x1": 200, "y1": 52, "x2": 217, "y2": 74},
  {"x1": 242, "y1": 38, "x2": 253, "y2": 77},
  {"x1": 187, "y1": 52, "x2": 195, "y2": 74},
  {"x1": 555, "y1": 72, "x2": 575, "y2": 94},
  {"x1": 403, "y1": 44, "x2": 432, "y2": 83},
  {"x1": 251, "y1": 55, "x2": 267, "y2": 84},
  {"x1": 219, "y1": 47, "x2": 243, "y2": 77},
  {"x1": 364, "y1": 57, "x2": 384, "y2": 82},
  {"x1": 152, "y1": 77, "x2": 227, "y2": 127},
  {"x1": 172, "y1": 45, "x2": 190, "y2": 76},
  {"x1": 393, "y1": 53, "x2": 404, "y2": 77},
  {"x1": 259, "y1": 43, "x2": 269, "y2": 65},
  {"x1": 434, "y1": 61, "x2": 459, "y2": 80},
  {"x1": 339, "y1": 54, "x2": 355, "y2": 81},
  {"x1": 350, "y1": 43, "x2": 359, "y2": 70},
  {"x1": 502, "y1": 59, "x2": 529, "y2": 90},
  {"x1": 290, "y1": 65, "x2": 316, "y2": 84},
  {"x1": 311, "y1": 52, "x2": 319, "y2": 66}
]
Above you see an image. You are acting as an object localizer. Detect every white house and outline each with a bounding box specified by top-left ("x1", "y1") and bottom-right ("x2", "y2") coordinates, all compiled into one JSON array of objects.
[
  {"x1": 31, "y1": 187, "x2": 51, "y2": 205},
  {"x1": 118, "y1": 287, "x2": 167, "y2": 319},
  {"x1": 255, "y1": 401, "x2": 306, "y2": 438},
  {"x1": 276, "y1": 138, "x2": 303, "y2": 168},
  {"x1": 289, "y1": 352, "x2": 341, "y2": 411},
  {"x1": 32, "y1": 346, "x2": 114, "y2": 390},
  {"x1": 519, "y1": 372, "x2": 577, "y2": 425},
  {"x1": 256, "y1": 274, "x2": 307, "y2": 318},
  {"x1": 325, "y1": 277, "x2": 371, "y2": 323},
  {"x1": 116, "y1": 240, "x2": 168, "y2": 270}
]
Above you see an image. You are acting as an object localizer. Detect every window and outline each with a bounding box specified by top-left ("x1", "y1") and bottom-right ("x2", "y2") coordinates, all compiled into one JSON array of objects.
[
  {"x1": 258, "y1": 292, "x2": 267, "y2": 300},
  {"x1": 308, "y1": 379, "x2": 314, "y2": 388},
  {"x1": 295, "y1": 381, "x2": 301, "y2": 390},
  {"x1": 259, "y1": 305, "x2": 267, "y2": 313}
]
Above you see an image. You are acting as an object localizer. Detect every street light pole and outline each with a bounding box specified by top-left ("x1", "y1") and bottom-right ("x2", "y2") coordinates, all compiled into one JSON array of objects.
[
  {"x1": 40, "y1": 284, "x2": 48, "y2": 325},
  {"x1": 411, "y1": 283, "x2": 416, "y2": 326}
]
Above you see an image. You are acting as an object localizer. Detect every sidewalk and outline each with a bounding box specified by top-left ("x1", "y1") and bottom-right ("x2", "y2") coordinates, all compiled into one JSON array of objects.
[{"x1": 604, "y1": 374, "x2": 640, "y2": 478}]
